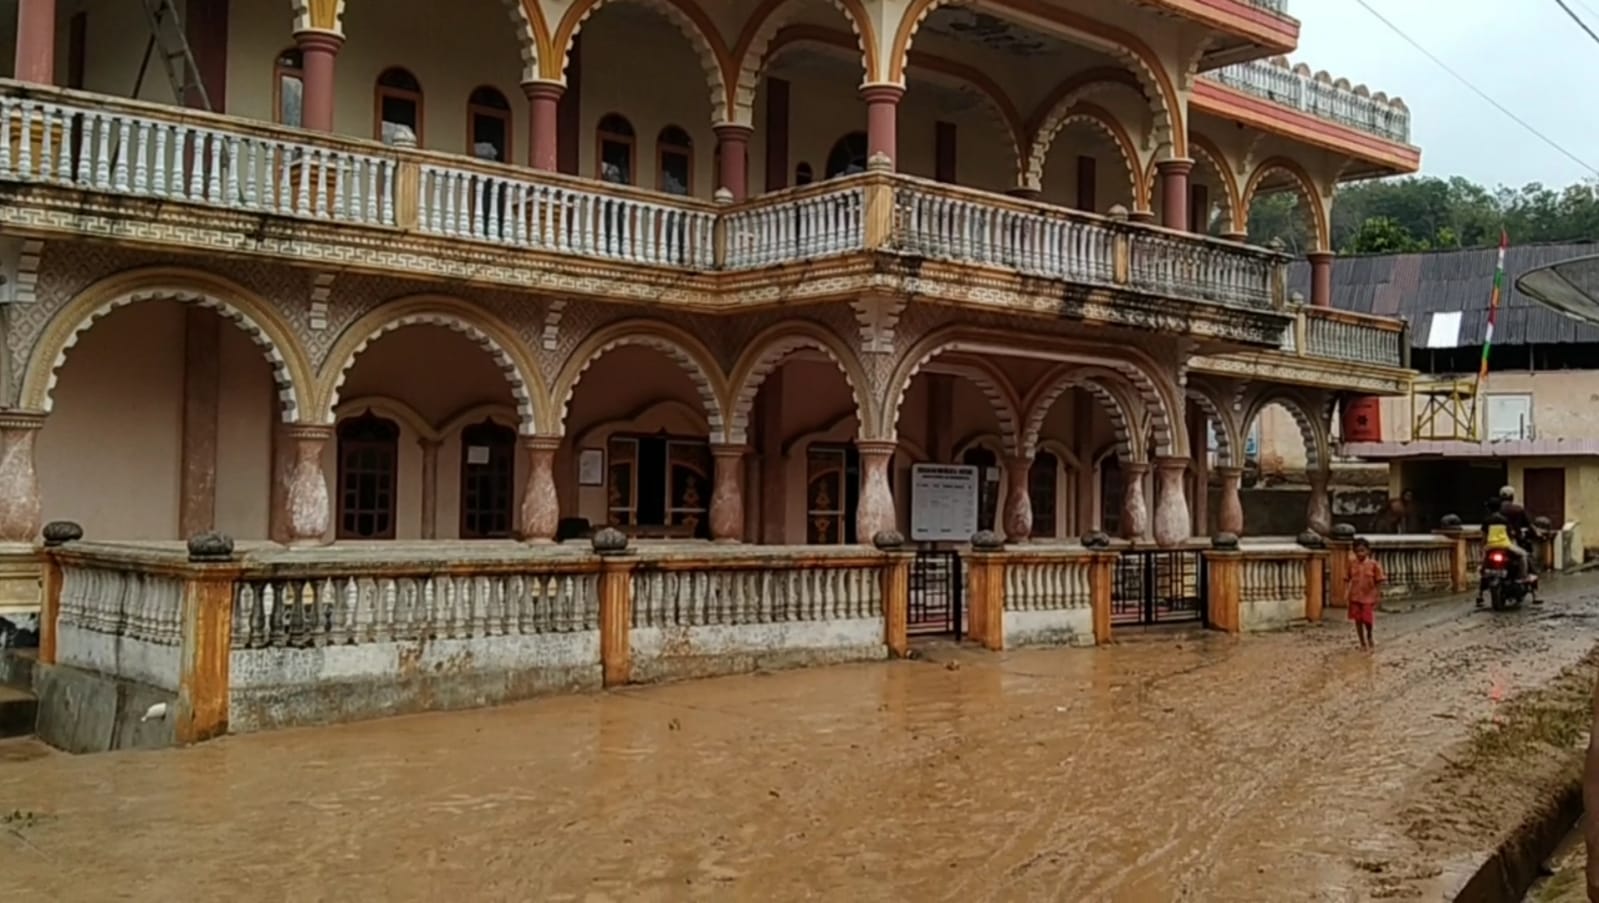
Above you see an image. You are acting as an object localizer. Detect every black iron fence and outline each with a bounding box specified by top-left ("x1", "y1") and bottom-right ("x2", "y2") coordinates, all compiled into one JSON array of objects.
[
  {"x1": 1111, "y1": 549, "x2": 1207, "y2": 626},
  {"x1": 909, "y1": 548, "x2": 963, "y2": 636}
]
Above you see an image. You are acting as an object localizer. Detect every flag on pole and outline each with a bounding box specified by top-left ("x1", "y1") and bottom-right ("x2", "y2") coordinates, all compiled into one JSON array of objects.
[{"x1": 1476, "y1": 229, "x2": 1510, "y2": 388}]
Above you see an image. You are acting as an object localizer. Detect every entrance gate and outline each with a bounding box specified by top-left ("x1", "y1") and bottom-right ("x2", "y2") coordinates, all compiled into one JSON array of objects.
[
  {"x1": 909, "y1": 548, "x2": 963, "y2": 636},
  {"x1": 1112, "y1": 549, "x2": 1207, "y2": 626}
]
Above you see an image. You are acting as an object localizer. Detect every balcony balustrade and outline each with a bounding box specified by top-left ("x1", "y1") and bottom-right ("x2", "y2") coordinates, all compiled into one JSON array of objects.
[
  {"x1": 0, "y1": 83, "x2": 1405, "y2": 369},
  {"x1": 1204, "y1": 59, "x2": 1411, "y2": 145}
]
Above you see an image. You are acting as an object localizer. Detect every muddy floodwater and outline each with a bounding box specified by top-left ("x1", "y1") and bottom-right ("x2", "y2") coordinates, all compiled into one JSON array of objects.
[{"x1": 5, "y1": 582, "x2": 1599, "y2": 902}]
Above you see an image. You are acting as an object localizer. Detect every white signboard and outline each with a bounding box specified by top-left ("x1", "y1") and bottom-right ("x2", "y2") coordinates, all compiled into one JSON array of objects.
[{"x1": 911, "y1": 464, "x2": 979, "y2": 542}]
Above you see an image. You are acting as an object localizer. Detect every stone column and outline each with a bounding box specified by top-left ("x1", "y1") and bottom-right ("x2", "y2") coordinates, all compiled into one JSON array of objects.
[
  {"x1": 1307, "y1": 468, "x2": 1332, "y2": 535},
  {"x1": 1157, "y1": 158, "x2": 1194, "y2": 232},
  {"x1": 14, "y1": 0, "x2": 56, "y2": 85},
  {"x1": 419, "y1": 439, "x2": 441, "y2": 540},
  {"x1": 1215, "y1": 466, "x2": 1245, "y2": 536},
  {"x1": 284, "y1": 424, "x2": 332, "y2": 545},
  {"x1": 523, "y1": 80, "x2": 564, "y2": 171},
  {"x1": 709, "y1": 444, "x2": 748, "y2": 543},
  {"x1": 178, "y1": 308, "x2": 221, "y2": 538},
  {"x1": 1120, "y1": 461, "x2": 1151, "y2": 543},
  {"x1": 1153, "y1": 457, "x2": 1192, "y2": 548},
  {"x1": 1308, "y1": 251, "x2": 1335, "y2": 308},
  {"x1": 0, "y1": 413, "x2": 45, "y2": 543},
  {"x1": 520, "y1": 436, "x2": 560, "y2": 543},
  {"x1": 856, "y1": 440, "x2": 897, "y2": 544},
  {"x1": 860, "y1": 84, "x2": 905, "y2": 168},
  {"x1": 714, "y1": 123, "x2": 753, "y2": 201},
  {"x1": 1003, "y1": 455, "x2": 1033, "y2": 543},
  {"x1": 295, "y1": 31, "x2": 343, "y2": 132}
]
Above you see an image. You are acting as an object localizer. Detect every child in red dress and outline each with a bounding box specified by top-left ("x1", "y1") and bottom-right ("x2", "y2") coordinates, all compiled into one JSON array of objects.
[{"x1": 1347, "y1": 538, "x2": 1386, "y2": 651}]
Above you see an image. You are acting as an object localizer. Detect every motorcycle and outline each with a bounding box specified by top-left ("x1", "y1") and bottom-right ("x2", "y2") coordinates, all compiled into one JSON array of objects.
[{"x1": 1480, "y1": 546, "x2": 1537, "y2": 611}]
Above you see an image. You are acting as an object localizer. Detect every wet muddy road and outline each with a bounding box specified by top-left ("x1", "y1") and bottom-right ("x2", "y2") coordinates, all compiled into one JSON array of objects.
[{"x1": 5, "y1": 581, "x2": 1599, "y2": 902}]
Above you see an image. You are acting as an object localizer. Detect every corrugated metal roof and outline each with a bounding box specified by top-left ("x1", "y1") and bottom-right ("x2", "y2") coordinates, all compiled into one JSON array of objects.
[{"x1": 1286, "y1": 240, "x2": 1599, "y2": 345}]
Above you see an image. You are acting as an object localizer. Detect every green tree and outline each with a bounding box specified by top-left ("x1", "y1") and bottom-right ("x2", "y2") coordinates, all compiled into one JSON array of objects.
[{"x1": 1344, "y1": 216, "x2": 1426, "y2": 254}]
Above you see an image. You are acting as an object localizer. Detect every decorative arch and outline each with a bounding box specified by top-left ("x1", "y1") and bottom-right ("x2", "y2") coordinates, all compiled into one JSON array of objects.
[
  {"x1": 1037, "y1": 438, "x2": 1083, "y2": 474},
  {"x1": 551, "y1": 0, "x2": 736, "y2": 124},
  {"x1": 1188, "y1": 133, "x2": 1242, "y2": 235},
  {"x1": 1025, "y1": 101, "x2": 1145, "y2": 206},
  {"x1": 893, "y1": 0, "x2": 1186, "y2": 157},
  {"x1": 502, "y1": 0, "x2": 551, "y2": 84},
  {"x1": 438, "y1": 402, "x2": 522, "y2": 437},
  {"x1": 1020, "y1": 367, "x2": 1147, "y2": 465},
  {"x1": 553, "y1": 320, "x2": 729, "y2": 439},
  {"x1": 882, "y1": 330, "x2": 1184, "y2": 460},
  {"x1": 726, "y1": 321, "x2": 874, "y2": 447},
  {"x1": 19, "y1": 268, "x2": 315, "y2": 422},
  {"x1": 575, "y1": 397, "x2": 711, "y2": 449},
  {"x1": 317, "y1": 296, "x2": 547, "y2": 435},
  {"x1": 1242, "y1": 390, "x2": 1331, "y2": 472},
  {"x1": 732, "y1": 0, "x2": 878, "y2": 125},
  {"x1": 333, "y1": 394, "x2": 440, "y2": 441},
  {"x1": 1186, "y1": 386, "x2": 1240, "y2": 468},
  {"x1": 1241, "y1": 156, "x2": 1332, "y2": 252},
  {"x1": 766, "y1": 26, "x2": 1027, "y2": 184}
]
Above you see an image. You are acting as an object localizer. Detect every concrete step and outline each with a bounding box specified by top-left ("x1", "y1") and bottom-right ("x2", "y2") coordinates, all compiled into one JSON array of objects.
[{"x1": 0, "y1": 683, "x2": 38, "y2": 739}]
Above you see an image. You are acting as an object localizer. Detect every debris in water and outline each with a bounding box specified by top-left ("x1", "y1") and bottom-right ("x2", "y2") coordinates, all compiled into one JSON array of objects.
[
  {"x1": 945, "y1": 662, "x2": 961, "y2": 671},
  {"x1": 667, "y1": 718, "x2": 682, "y2": 731}
]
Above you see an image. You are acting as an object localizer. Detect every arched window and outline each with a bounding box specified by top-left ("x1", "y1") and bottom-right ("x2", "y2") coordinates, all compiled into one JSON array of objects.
[
  {"x1": 375, "y1": 67, "x2": 423, "y2": 145},
  {"x1": 467, "y1": 86, "x2": 512, "y2": 163},
  {"x1": 825, "y1": 132, "x2": 868, "y2": 179},
  {"x1": 657, "y1": 125, "x2": 692, "y2": 196},
  {"x1": 795, "y1": 162, "x2": 814, "y2": 186},
  {"x1": 1030, "y1": 452, "x2": 1059, "y2": 539},
  {"x1": 596, "y1": 113, "x2": 635, "y2": 185},
  {"x1": 460, "y1": 419, "x2": 517, "y2": 539},
  {"x1": 337, "y1": 413, "x2": 400, "y2": 540},
  {"x1": 273, "y1": 49, "x2": 304, "y2": 127}
]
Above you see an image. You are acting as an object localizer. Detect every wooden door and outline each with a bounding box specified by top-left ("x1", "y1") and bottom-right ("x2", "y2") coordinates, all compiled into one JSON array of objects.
[{"x1": 1524, "y1": 467, "x2": 1566, "y2": 526}]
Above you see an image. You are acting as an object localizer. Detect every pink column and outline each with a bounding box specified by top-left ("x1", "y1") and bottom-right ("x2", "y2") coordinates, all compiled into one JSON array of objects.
[
  {"x1": 713, "y1": 124, "x2": 753, "y2": 201},
  {"x1": 284, "y1": 424, "x2": 332, "y2": 545},
  {"x1": 419, "y1": 439, "x2": 441, "y2": 540},
  {"x1": 1004, "y1": 455, "x2": 1033, "y2": 543},
  {"x1": 1120, "y1": 461, "x2": 1151, "y2": 543},
  {"x1": 860, "y1": 84, "x2": 905, "y2": 168},
  {"x1": 0, "y1": 413, "x2": 44, "y2": 543},
  {"x1": 523, "y1": 81, "x2": 564, "y2": 172},
  {"x1": 521, "y1": 436, "x2": 560, "y2": 543},
  {"x1": 856, "y1": 440, "x2": 898, "y2": 543},
  {"x1": 295, "y1": 31, "x2": 343, "y2": 133},
  {"x1": 1308, "y1": 251, "x2": 1335, "y2": 308},
  {"x1": 1157, "y1": 158, "x2": 1193, "y2": 231},
  {"x1": 1153, "y1": 457, "x2": 1192, "y2": 548},
  {"x1": 14, "y1": 0, "x2": 56, "y2": 85},
  {"x1": 1216, "y1": 466, "x2": 1245, "y2": 536},
  {"x1": 1307, "y1": 468, "x2": 1332, "y2": 535},
  {"x1": 710, "y1": 444, "x2": 747, "y2": 543}
]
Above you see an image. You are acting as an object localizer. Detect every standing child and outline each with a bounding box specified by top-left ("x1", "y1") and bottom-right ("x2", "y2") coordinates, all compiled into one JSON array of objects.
[{"x1": 1347, "y1": 538, "x2": 1386, "y2": 650}]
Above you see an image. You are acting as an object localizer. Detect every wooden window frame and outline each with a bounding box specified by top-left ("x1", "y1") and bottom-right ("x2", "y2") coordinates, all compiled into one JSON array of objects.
[
  {"x1": 656, "y1": 125, "x2": 693, "y2": 196},
  {"x1": 374, "y1": 67, "x2": 425, "y2": 145},
  {"x1": 336, "y1": 414, "x2": 400, "y2": 541},
  {"x1": 605, "y1": 432, "x2": 711, "y2": 538},
  {"x1": 595, "y1": 113, "x2": 636, "y2": 186},
  {"x1": 272, "y1": 48, "x2": 303, "y2": 127},
  {"x1": 459, "y1": 419, "x2": 517, "y2": 539},
  {"x1": 466, "y1": 86, "x2": 513, "y2": 164}
]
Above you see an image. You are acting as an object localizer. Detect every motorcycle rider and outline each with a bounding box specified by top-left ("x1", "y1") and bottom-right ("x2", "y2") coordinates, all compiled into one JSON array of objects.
[{"x1": 1497, "y1": 485, "x2": 1537, "y2": 575}]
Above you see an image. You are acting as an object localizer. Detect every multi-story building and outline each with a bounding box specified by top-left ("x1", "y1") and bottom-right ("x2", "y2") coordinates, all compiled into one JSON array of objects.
[{"x1": 0, "y1": 0, "x2": 1418, "y2": 592}]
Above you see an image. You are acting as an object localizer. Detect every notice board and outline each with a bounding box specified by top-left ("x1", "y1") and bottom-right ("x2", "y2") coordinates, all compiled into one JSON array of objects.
[{"x1": 910, "y1": 464, "x2": 979, "y2": 542}]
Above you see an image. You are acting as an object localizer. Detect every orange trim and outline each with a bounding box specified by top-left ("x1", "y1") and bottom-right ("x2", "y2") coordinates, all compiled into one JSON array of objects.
[
  {"x1": 893, "y1": 0, "x2": 1186, "y2": 156},
  {"x1": 769, "y1": 25, "x2": 1027, "y2": 174},
  {"x1": 552, "y1": 0, "x2": 735, "y2": 116},
  {"x1": 519, "y1": 0, "x2": 553, "y2": 67},
  {"x1": 1242, "y1": 155, "x2": 1329, "y2": 251},
  {"x1": 1193, "y1": 80, "x2": 1420, "y2": 174},
  {"x1": 1188, "y1": 132, "x2": 1241, "y2": 227},
  {"x1": 732, "y1": 0, "x2": 879, "y2": 85}
]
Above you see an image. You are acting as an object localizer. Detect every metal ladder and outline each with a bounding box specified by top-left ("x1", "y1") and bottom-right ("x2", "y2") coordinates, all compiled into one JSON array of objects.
[{"x1": 132, "y1": 0, "x2": 213, "y2": 111}]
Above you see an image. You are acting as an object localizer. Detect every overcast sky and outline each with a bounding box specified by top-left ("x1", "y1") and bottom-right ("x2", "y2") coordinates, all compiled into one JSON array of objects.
[{"x1": 1288, "y1": 0, "x2": 1599, "y2": 190}]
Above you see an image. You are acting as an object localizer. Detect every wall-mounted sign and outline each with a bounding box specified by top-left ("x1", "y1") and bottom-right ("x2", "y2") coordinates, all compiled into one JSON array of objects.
[{"x1": 910, "y1": 464, "x2": 979, "y2": 542}]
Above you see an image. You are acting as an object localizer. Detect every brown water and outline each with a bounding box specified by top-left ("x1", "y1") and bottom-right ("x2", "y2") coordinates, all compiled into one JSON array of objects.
[{"x1": 4, "y1": 584, "x2": 1599, "y2": 902}]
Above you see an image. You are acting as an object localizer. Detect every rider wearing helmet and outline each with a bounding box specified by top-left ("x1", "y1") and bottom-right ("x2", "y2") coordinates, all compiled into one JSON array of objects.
[{"x1": 1479, "y1": 486, "x2": 1535, "y2": 608}]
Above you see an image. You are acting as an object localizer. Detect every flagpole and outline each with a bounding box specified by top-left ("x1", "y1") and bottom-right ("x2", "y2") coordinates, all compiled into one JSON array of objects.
[{"x1": 1471, "y1": 229, "x2": 1509, "y2": 438}]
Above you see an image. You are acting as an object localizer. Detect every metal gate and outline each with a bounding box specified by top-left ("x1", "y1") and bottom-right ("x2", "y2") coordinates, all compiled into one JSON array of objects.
[
  {"x1": 909, "y1": 548, "x2": 963, "y2": 636},
  {"x1": 1112, "y1": 549, "x2": 1206, "y2": 626}
]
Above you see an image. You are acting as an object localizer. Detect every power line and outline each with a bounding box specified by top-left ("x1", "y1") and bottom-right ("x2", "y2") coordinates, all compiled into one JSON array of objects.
[
  {"x1": 1351, "y1": 0, "x2": 1599, "y2": 179},
  {"x1": 1553, "y1": 0, "x2": 1599, "y2": 47}
]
